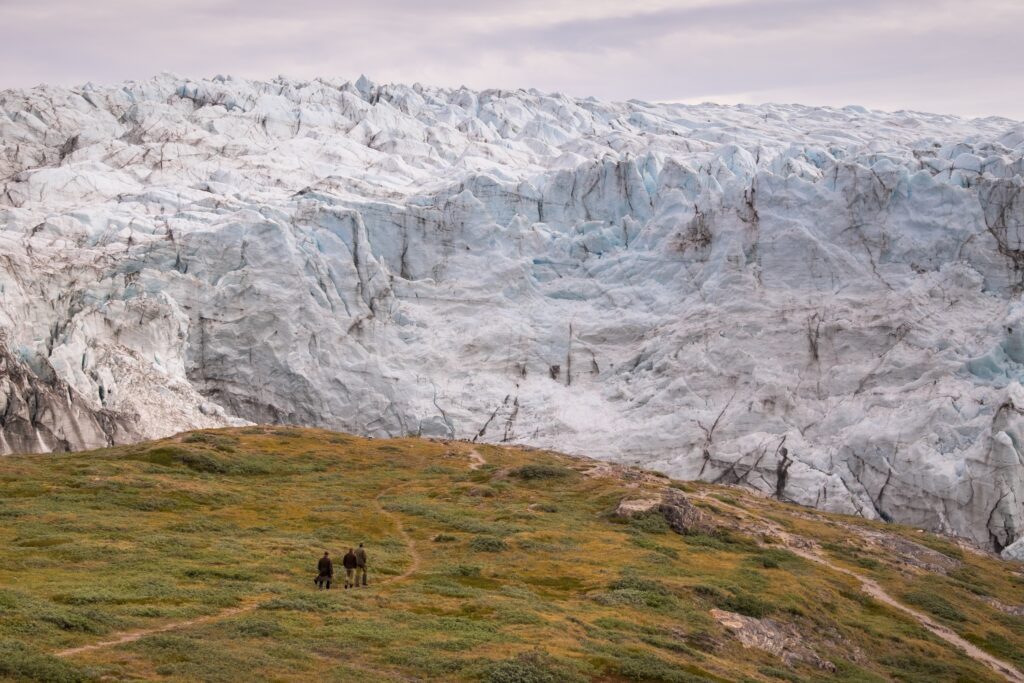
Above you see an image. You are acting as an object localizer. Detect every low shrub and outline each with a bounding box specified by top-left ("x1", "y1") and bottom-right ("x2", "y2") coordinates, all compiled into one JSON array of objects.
[
  {"x1": 720, "y1": 593, "x2": 773, "y2": 618},
  {"x1": 683, "y1": 529, "x2": 759, "y2": 551},
  {"x1": 964, "y1": 631, "x2": 1024, "y2": 667},
  {"x1": 182, "y1": 567, "x2": 257, "y2": 582},
  {"x1": 232, "y1": 617, "x2": 285, "y2": 638},
  {"x1": 902, "y1": 590, "x2": 966, "y2": 623},
  {"x1": 452, "y1": 565, "x2": 482, "y2": 577},
  {"x1": 609, "y1": 576, "x2": 670, "y2": 595},
  {"x1": 638, "y1": 634, "x2": 697, "y2": 656},
  {"x1": 261, "y1": 594, "x2": 334, "y2": 612},
  {"x1": 385, "y1": 647, "x2": 467, "y2": 675},
  {"x1": 879, "y1": 653, "x2": 964, "y2": 677},
  {"x1": 182, "y1": 433, "x2": 238, "y2": 452},
  {"x1": 39, "y1": 608, "x2": 110, "y2": 634},
  {"x1": 692, "y1": 584, "x2": 724, "y2": 600},
  {"x1": 820, "y1": 541, "x2": 881, "y2": 569},
  {"x1": 510, "y1": 465, "x2": 573, "y2": 480},
  {"x1": 759, "y1": 665, "x2": 803, "y2": 682},
  {"x1": 948, "y1": 566, "x2": 994, "y2": 597},
  {"x1": 685, "y1": 630, "x2": 718, "y2": 653},
  {"x1": 692, "y1": 584, "x2": 772, "y2": 618},
  {"x1": 385, "y1": 500, "x2": 517, "y2": 536},
  {"x1": 913, "y1": 536, "x2": 965, "y2": 561},
  {"x1": 0, "y1": 640, "x2": 89, "y2": 683},
  {"x1": 753, "y1": 548, "x2": 802, "y2": 569},
  {"x1": 53, "y1": 589, "x2": 123, "y2": 605},
  {"x1": 629, "y1": 513, "x2": 671, "y2": 534},
  {"x1": 629, "y1": 535, "x2": 679, "y2": 558},
  {"x1": 485, "y1": 650, "x2": 584, "y2": 683},
  {"x1": 494, "y1": 608, "x2": 543, "y2": 625},
  {"x1": 596, "y1": 575, "x2": 675, "y2": 609},
  {"x1": 463, "y1": 486, "x2": 496, "y2": 498},
  {"x1": 617, "y1": 653, "x2": 711, "y2": 682},
  {"x1": 139, "y1": 446, "x2": 228, "y2": 474},
  {"x1": 470, "y1": 536, "x2": 509, "y2": 553}
]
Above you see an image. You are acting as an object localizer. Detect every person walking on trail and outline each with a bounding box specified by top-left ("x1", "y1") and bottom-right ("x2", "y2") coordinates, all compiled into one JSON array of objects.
[
  {"x1": 354, "y1": 542, "x2": 368, "y2": 587},
  {"x1": 316, "y1": 551, "x2": 333, "y2": 590},
  {"x1": 342, "y1": 548, "x2": 358, "y2": 589}
]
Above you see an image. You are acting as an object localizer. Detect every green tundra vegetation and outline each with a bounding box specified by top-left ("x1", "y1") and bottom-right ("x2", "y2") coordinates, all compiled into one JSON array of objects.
[{"x1": 0, "y1": 427, "x2": 1022, "y2": 682}]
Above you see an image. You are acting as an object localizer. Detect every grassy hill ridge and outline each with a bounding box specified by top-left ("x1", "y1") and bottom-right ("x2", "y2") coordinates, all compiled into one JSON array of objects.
[{"x1": 1, "y1": 426, "x2": 1023, "y2": 682}]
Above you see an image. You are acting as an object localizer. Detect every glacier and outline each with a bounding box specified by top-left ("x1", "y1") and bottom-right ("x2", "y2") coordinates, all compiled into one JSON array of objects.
[{"x1": 1, "y1": 74, "x2": 1023, "y2": 554}]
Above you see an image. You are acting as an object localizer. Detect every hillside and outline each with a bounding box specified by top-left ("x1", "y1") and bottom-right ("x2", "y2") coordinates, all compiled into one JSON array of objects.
[
  {"x1": 3, "y1": 75, "x2": 1024, "y2": 550},
  {"x1": 1, "y1": 427, "x2": 1022, "y2": 682}
]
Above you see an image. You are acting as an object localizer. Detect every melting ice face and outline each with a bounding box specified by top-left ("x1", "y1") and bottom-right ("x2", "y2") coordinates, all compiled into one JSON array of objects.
[{"x1": 0, "y1": 74, "x2": 1023, "y2": 552}]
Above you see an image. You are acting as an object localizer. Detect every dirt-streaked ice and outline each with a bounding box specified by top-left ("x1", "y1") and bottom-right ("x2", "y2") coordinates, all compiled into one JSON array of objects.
[{"x1": 2, "y1": 74, "x2": 1023, "y2": 554}]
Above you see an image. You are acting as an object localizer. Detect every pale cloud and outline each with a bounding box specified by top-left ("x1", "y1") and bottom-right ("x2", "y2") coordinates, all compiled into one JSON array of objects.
[{"x1": 0, "y1": 0, "x2": 1021, "y2": 119}]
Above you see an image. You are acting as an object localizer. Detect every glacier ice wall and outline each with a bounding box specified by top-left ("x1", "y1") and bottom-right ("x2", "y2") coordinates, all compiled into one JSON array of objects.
[{"x1": 2, "y1": 74, "x2": 1023, "y2": 550}]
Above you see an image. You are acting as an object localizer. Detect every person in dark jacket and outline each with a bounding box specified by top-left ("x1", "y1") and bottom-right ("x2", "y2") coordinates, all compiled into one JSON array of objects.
[
  {"x1": 342, "y1": 548, "x2": 358, "y2": 589},
  {"x1": 354, "y1": 542, "x2": 368, "y2": 587},
  {"x1": 316, "y1": 551, "x2": 333, "y2": 590}
]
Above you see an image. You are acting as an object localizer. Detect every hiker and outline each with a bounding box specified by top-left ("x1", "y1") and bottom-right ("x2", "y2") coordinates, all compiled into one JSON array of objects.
[
  {"x1": 316, "y1": 551, "x2": 333, "y2": 590},
  {"x1": 354, "y1": 542, "x2": 368, "y2": 587},
  {"x1": 343, "y1": 548, "x2": 358, "y2": 589}
]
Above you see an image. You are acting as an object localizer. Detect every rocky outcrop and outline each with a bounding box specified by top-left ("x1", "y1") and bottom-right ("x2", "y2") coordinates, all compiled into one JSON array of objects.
[
  {"x1": 832, "y1": 523, "x2": 964, "y2": 574},
  {"x1": 659, "y1": 489, "x2": 713, "y2": 536},
  {"x1": 1, "y1": 74, "x2": 1023, "y2": 549},
  {"x1": 984, "y1": 596, "x2": 1024, "y2": 616},
  {"x1": 710, "y1": 609, "x2": 837, "y2": 672},
  {"x1": 614, "y1": 489, "x2": 712, "y2": 535},
  {"x1": 614, "y1": 498, "x2": 661, "y2": 518}
]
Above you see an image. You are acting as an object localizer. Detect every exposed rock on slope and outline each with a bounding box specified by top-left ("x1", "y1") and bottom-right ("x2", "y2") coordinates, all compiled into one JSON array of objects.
[
  {"x1": 710, "y1": 609, "x2": 838, "y2": 673},
  {"x1": 1, "y1": 74, "x2": 1023, "y2": 549}
]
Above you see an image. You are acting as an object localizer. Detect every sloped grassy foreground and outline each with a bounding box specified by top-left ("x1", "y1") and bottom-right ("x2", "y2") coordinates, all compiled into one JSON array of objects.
[{"x1": 1, "y1": 428, "x2": 1023, "y2": 682}]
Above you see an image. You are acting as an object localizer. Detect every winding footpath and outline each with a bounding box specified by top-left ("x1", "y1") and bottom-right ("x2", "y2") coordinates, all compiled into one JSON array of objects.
[
  {"x1": 372, "y1": 487, "x2": 422, "y2": 585},
  {"x1": 54, "y1": 451, "x2": 466, "y2": 660},
  {"x1": 804, "y1": 552, "x2": 1024, "y2": 683},
  {"x1": 466, "y1": 448, "x2": 486, "y2": 470},
  {"x1": 55, "y1": 601, "x2": 261, "y2": 658},
  {"x1": 696, "y1": 492, "x2": 1024, "y2": 683}
]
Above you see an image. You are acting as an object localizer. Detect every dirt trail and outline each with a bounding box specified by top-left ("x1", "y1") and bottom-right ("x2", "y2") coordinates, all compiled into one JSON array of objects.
[
  {"x1": 55, "y1": 601, "x2": 261, "y2": 658},
  {"x1": 364, "y1": 446, "x2": 487, "y2": 585},
  {"x1": 57, "y1": 479, "x2": 436, "y2": 659},
  {"x1": 798, "y1": 548, "x2": 1024, "y2": 683},
  {"x1": 372, "y1": 487, "x2": 422, "y2": 585},
  {"x1": 694, "y1": 492, "x2": 1024, "y2": 683},
  {"x1": 466, "y1": 448, "x2": 486, "y2": 470},
  {"x1": 57, "y1": 447, "x2": 487, "y2": 660}
]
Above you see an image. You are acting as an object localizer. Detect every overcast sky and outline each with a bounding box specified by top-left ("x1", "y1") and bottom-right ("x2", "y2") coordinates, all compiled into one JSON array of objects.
[{"x1": 2, "y1": 0, "x2": 1021, "y2": 119}]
